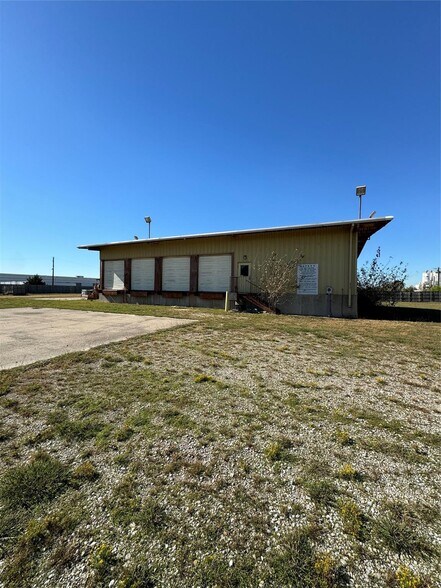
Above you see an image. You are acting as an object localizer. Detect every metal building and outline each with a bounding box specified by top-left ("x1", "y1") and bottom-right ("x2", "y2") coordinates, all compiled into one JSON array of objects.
[{"x1": 78, "y1": 217, "x2": 393, "y2": 318}]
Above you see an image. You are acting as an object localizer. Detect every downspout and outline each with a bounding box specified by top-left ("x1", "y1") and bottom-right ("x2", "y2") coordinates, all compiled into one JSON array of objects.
[{"x1": 348, "y1": 224, "x2": 355, "y2": 308}]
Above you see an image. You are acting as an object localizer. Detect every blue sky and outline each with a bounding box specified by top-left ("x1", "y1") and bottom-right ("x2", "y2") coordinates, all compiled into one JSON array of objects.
[{"x1": 1, "y1": 1, "x2": 439, "y2": 285}]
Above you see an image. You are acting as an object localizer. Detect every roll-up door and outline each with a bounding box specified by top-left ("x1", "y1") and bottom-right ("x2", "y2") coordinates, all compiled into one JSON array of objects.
[
  {"x1": 103, "y1": 260, "x2": 124, "y2": 290},
  {"x1": 162, "y1": 257, "x2": 190, "y2": 291},
  {"x1": 131, "y1": 258, "x2": 155, "y2": 291},
  {"x1": 198, "y1": 255, "x2": 232, "y2": 292}
]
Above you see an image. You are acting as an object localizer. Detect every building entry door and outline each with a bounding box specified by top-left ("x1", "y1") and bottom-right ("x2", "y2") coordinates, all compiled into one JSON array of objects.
[{"x1": 238, "y1": 263, "x2": 251, "y2": 293}]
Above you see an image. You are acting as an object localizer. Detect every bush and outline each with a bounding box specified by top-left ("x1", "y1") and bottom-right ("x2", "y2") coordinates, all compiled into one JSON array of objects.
[{"x1": 358, "y1": 247, "x2": 407, "y2": 308}]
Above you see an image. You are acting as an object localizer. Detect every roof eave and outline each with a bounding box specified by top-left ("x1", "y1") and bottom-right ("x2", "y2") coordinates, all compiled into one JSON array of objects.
[{"x1": 78, "y1": 216, "x2": 394, "y2": 251}]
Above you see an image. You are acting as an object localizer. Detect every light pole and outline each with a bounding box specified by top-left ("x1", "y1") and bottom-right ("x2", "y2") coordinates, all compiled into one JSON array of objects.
[
  {"x1": 356, "y1": 185, "x2": 366, "y2": 219},
  {"x1": 144, "y1": 216, "x2": 152, "y2": 239}
]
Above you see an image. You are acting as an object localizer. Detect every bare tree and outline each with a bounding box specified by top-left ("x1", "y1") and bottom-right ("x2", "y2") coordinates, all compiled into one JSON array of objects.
[{"x1": 254, "y1": 251, "x2": 303, "y2": 311}]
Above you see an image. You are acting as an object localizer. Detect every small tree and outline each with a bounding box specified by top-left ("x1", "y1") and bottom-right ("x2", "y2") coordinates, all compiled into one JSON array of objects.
[
  {"x1": 357, "y1": 248, "x2": 407, "y2": 307},
  {"x1": 25, "y1": 274, "x2": 46, "y2": 285},
  {"x1": 254, "y1": 251, "x2": 303, "y2": 311}
]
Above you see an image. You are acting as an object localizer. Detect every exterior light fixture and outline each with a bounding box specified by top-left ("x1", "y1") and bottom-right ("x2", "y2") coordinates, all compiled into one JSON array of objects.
[
  {"x1": 355, "y1": 186, "x2": 366, "y2": 219},
  {"x1": 144, "y1": 216, "x2": 152, "y2": 238}
]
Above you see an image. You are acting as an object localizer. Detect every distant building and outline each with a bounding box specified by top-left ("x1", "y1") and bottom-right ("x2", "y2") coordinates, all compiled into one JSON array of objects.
[
  {"x1": 0, "y1": 273, "x2": 98, "y2": 287},
  {"x1": 79, "y1": 217, "x2": 393, "y2": 318},
  {"x1": 419, "y1": 269, "x2": 441, "y2": 290}
]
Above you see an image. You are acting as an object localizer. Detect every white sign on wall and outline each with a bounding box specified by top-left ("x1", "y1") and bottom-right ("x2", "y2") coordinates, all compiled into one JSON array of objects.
[{"x1": 297, "y1": 263, "x2": 319, "y2": 295}]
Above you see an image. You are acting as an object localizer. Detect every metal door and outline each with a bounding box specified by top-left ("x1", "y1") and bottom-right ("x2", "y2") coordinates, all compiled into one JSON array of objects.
[{"x1": 237, "y1": 263, "x2": 251, "y2": 293}]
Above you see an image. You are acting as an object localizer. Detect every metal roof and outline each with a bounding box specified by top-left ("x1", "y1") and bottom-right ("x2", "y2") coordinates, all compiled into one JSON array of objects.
[{"x1": 78, "y1": 216, "x2": 393, "y2": 257}]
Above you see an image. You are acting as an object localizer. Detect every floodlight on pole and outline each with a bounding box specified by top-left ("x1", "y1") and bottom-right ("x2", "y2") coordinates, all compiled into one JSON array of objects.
[
  {"x1": 356, "y1": 186, "x2": 366, "y2": 219},
  {"x1": 144, "y1": 216, "x2": 152, "y2": 238}
]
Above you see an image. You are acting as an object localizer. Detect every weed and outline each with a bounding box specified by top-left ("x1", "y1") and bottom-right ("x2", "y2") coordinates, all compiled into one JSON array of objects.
[
  {"x1": 118, "y1": 561, "x2": 155, "y2": 587},
  {"x1": 315, "y1": 552, "x2": 351, "y2": 587},
  {"x1": 304, "y1": 479, "x2": 338, "y2": 507},
  {"x1": 0, "y1": 426, "x2": 14, "y2": 442},
  {"x1": 339, "y1": 500, "x2": 368, "y2": 541},
  {"x1": 337, "y1": 463, "x2": 361, "y2": 481},
  {"x1": 2, "y1": 506, "x2": 81, "y2": 586},
  {"x1": 193, "y1": 552, "x2": 257, "y2": 587},
  {"x1": 194, "y1": 373, "x2": 216, "y2": 383},
  {"x1": 266, "y1": 527, "x2": 349, "y2": 587},
  {"x1": 72, "y1": 461, "x2": 99, "y2": 482},
  {"x1": 334, "y1": 430, "x2": 354, "y2": 446},
  {"x1": 129, "y1": 409, "x2": 152, "y2": 428},
  {"x1": 116, "y1": 425, "x2": 135, "y2": 442},
  {"x1": 385, "y1": 566, "x2": 432, "y2": 588},
  {"x1": 374, "y1": 502, "x2": 435, "y2": 557},
  {"x1": 90, "y1": 543, "x2": 117, "y2": 583},
  {"x1": 0, "y1": 452, "x2": 69, "y2": 510}
]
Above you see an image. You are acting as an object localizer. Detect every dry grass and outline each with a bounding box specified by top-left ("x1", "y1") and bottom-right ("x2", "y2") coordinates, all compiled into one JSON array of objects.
[{"x1": 0, "y1": 297, "x2": 440, "y2": 587}]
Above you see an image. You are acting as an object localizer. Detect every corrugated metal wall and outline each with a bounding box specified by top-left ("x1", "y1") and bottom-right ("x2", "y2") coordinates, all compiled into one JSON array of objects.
[{"x1": 98, "y1": 226, "x2": 358, "y2": 296}]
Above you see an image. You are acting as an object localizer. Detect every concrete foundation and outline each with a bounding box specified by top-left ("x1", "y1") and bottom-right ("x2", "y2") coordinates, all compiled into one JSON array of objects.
[{"x1": 99, "y1": 291, "x2": 357, "y2": 318}]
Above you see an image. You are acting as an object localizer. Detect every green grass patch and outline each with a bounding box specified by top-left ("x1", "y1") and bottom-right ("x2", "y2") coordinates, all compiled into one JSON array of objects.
[{"x1": 0, "y1": 452, "x2": 69, "y2": 510}]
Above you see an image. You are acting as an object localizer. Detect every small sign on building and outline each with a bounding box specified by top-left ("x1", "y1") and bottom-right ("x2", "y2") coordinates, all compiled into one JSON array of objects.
[{"x1": 297, "y1": 263, "x2": 319, "y2": 295}]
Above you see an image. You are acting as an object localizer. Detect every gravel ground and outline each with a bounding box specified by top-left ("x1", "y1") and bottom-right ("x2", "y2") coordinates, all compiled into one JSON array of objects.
[{"x1": 0, "y1": 300, "x2": 440, "y2": 588}]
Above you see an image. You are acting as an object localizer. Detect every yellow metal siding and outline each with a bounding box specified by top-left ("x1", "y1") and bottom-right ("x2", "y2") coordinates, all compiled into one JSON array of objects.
[{"x1": 99, "y1": 227, "x2": 358, "y2": 295}]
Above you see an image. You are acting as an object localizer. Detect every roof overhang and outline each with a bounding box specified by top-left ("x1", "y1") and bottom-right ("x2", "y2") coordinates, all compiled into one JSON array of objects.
[{"x1": 78, "y1": 216, "x2": 393, "y2": 257}]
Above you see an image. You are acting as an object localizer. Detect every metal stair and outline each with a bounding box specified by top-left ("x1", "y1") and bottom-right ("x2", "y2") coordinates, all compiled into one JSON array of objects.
[{"x1": 240, "y1": 293, "x2": 278, "y2": 314}]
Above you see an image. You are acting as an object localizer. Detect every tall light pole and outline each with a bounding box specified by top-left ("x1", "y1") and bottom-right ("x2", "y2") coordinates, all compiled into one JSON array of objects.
[
  {"x1": 144, "y1": 216, "x2": 152, "y2": 239},
  {"x1": 356, "y1": 185, "x2": 366, "y2": 219}
]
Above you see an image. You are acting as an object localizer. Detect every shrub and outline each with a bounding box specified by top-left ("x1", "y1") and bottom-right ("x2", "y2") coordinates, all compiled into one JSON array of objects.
[
  {"x1": 357, "y1": 247, "x2": 407, "y2": 308},
  {"x1": 0, "y1": 452, "x2": 69, "y2": 510}
]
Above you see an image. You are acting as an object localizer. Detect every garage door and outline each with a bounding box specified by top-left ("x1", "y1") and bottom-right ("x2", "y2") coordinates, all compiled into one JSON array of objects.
[
  {"x1": 162, "y1": 257, "x2": 190, "y2": 291},
  {"x1": 103, "y1": 260, "x2": 124, "y2": 290},
  {"x1": 131, "y1": 258, "x2": 155, "y2": 291},
  {"x1": 198, "y1": 255, "x2": 232, "y2": 292}
]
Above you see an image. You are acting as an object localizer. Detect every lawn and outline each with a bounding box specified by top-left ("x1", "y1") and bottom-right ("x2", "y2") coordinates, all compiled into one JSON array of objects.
[{"x1": 0, "y1": 297, "x2": 440, "y2": 588}]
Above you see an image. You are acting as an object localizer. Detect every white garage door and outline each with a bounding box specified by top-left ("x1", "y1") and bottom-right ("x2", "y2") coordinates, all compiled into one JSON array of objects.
[
  {"x1": 198, "y1": 255, "x2": 231, "y2": 292},
  {"x1": 131, "y1": 258, "x2": 155, "y2": 291},
  {"x1": 162, "y1": 257, "x2": 190, "y2": 291},
  {"x1": 104, "y1": 260, "x2": 124, "y2": 290}
]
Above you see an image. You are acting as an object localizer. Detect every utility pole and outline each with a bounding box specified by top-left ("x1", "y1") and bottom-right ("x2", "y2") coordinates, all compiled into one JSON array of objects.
[{"x1": 52, "y1": 257, "x2": 55, "y2": 286}]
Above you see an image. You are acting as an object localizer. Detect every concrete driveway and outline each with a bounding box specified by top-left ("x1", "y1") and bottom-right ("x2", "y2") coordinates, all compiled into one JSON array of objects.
[{"x1": 0, "y1": 308, "x2": 194, "y2": 370}]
